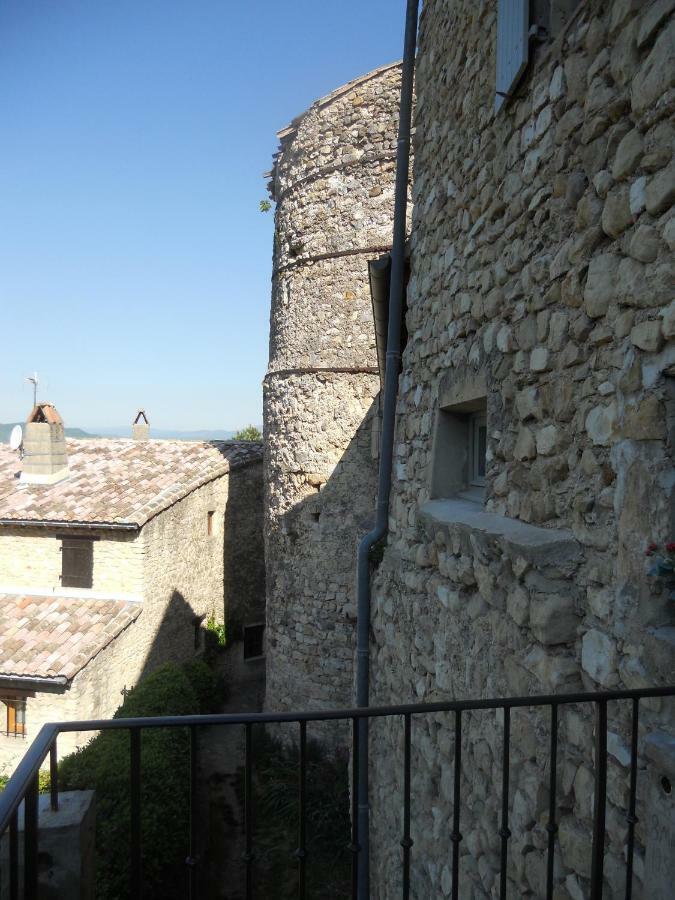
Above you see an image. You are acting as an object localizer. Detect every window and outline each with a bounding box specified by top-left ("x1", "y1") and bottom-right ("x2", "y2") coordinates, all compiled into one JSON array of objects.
[
  {"x1": 430, "y1": 371, "x2": 488, "y2": 504},
  {"x1": 3, "y1": 700, "x2": 26, "y2": 737},
  {"x1": 243, "y1": 624, "x2": 265, "y2": 660},
  {"x1": 207, "y1": 510, "x2": 215, "y2": 536},
  {"x1": 60, "y1": 537, "x2": 94, "y2": 588}
]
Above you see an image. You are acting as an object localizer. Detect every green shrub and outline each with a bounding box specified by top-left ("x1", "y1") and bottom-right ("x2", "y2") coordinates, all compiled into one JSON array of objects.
[
  {"x1": 59, "y1": 662, "x2": 205, "y2": 900},
  {"x1": 243, "y1": 727, "x2": 351, "y2": 899}
]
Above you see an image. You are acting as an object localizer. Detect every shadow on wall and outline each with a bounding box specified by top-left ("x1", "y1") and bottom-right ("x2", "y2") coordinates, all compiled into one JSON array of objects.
[
  {"x1": 223, "y1": 456, "x2": 266, "y2": 640},
  {"x1": 137, "y1": 588, "x2": 203, "y2": 683},
  {"x1": 266, "y1": 396, "x2": 380, "y2": 721}
]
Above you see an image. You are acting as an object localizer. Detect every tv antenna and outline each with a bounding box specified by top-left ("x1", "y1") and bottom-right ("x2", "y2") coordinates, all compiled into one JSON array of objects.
[{"x1": 26, "y1": 372, "x2": 39, "y2": 407}]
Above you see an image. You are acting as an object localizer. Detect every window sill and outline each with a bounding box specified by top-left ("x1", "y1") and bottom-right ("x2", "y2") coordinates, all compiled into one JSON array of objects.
[{"x1": 420, "y1": 499, "x2": 580, "y2": 566}]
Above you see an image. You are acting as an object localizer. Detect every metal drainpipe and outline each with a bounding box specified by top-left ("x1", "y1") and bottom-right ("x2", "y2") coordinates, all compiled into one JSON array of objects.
[{"x1": 355, "y1": 1, "x2": 419, "y2": 896}]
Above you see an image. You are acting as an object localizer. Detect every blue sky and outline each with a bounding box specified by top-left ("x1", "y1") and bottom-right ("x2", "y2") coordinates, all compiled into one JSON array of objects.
[{"x1": 0, "y1": 1, "x2": 405, "y2": 431}]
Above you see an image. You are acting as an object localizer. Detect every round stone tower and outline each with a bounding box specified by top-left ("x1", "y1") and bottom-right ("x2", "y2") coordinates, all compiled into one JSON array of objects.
[{"x1": 263, "y1": 62, "x2": 403, "y2": 726}]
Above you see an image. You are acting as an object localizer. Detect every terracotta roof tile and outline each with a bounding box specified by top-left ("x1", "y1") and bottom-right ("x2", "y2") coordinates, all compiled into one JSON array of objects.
[
  {"x1": 0, "y1": 594, "x2": 141, "y2": 681},
  {"x1": 0, "y1": 439, "x2": 262, "y2": 528}
]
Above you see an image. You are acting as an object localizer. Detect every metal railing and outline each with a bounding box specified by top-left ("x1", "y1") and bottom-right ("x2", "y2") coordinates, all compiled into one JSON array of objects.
[{"x1": 0, "y1": 685, "x2": 673, "y2": 899}]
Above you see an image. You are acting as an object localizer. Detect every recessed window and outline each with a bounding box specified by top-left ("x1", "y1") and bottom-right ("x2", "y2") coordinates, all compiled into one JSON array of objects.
[
  {"x1": 243, "y1": 624, "x2": 265, "y2": 661},
  {"x1": 60, "y1": 537, "x2": 94, "y2": 589},
  {"x1": 207, "y1": 510, "x2": 215, "y2": 536},
  {"x1": 430, "y1": 371, "x2": 488, "y2": 504},
  {"x1": 3, "y1": 700, "x2": 26, "y2": 737}
]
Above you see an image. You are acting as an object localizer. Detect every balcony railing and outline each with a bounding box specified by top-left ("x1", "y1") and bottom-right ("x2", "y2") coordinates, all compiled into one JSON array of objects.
[{"x1": 0, "y1": 685, "x2": 673, "y2": 900}]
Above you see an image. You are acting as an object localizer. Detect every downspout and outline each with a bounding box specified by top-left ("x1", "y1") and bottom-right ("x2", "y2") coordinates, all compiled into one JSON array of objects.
[{"x1": 355, "y1": 1, "x2": 419, "y2": 896}]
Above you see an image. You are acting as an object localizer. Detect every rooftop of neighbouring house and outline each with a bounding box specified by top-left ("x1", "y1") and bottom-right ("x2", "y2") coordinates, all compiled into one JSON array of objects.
[
  {"x1": 0, "y1": 439, "x2": 263, "y2": 529},
  {"x1": 0, "y1": 593, "x2": 142, "y2": 682}
]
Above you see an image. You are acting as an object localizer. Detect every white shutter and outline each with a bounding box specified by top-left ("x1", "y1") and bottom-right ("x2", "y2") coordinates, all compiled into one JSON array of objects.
[{"x1": 495, "y1": 0, "x2": 530, "y2": 113}]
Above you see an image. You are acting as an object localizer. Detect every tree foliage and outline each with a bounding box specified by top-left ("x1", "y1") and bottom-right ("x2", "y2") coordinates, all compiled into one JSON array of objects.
[
  {"x1": 233, "y1": 425, "x2": 262, "y2": 441},
  {"x1": 59, "y1": 660, "x2": 220, "y2": 900}
]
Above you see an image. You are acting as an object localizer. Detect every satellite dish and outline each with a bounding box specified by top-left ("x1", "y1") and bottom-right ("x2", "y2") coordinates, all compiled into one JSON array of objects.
[{"x1": 9, "y1": 425, "x2": 23, "y2": 451}]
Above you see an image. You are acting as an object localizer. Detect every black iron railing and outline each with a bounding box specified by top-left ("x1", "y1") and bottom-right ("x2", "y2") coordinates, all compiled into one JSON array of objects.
[{"x1": 0, "y1": 686, "x2": 673, "y2": 900}]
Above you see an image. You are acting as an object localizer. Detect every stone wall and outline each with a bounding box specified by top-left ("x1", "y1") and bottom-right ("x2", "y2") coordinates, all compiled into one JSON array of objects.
[
  {"x1": 263, "y1": 63, "x2": 405, "y2": 724},
  {"x1": 0, "y1": 527, "x2": 143, "y2": 600},
  {"x1": 368, "y1": 1, "x2": 675, "y2": 897},
  {"x1": 0, "y1": 454, "x2": 266, "y2": 771}
]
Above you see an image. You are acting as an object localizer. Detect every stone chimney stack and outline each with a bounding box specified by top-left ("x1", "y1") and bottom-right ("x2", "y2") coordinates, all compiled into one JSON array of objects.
[
  {"x1": 20, "y1": 403, "x2": 69, "y2": 485},
  {"x1": 132, "y1": 410, "x2": 150, "y2": 441}
]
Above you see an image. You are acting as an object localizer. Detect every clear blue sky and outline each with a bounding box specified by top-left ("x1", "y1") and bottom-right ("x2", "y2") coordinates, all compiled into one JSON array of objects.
[{"x1": 0, "y1": 1, "x2": 405, "y2": 431}]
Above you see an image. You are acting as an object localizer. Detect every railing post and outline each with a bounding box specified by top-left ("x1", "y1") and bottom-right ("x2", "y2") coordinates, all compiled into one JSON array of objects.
[
  {"x1": 350, "y1": 716, "x2": 360, "y2": 900},
  {"x1": 296, "y1": 720, "x2": 308, "y2": 900},
  {"x1": 24, "y1": 773, "x2": 39, "y2": 900},
  {"x1": 546, "y1": 703, "x2": 559, "y2": 900},
  {"x1": 49, "y1": 738, "x2": 59, "y2": 812},
  {"x1": 451, "y1": 709, "x2": 463, "y2": 900},
  {"x1": 186, "y1": 725, "x2": 198, "y2": 899},
  {"x1": 9, "y1": 807, "x2": 19, "y2": 900},
  {"x1": 130, "y1": 729, "x2": 142, "y2": 899},
  {"x1": 243, "y1": 722, "x2": 254, "y2": 900},
  {"x1": 590, "y1": 700, "x2": 607, "y2": 900},
  {"x1": 401, "y1": 713, "x2": 413, "y2": 900},
  {"x1": 498, "y1": 706, "x2": 511, "y2": 900},
  {"x1": 625, "y1": 698, "x2": 639, "y2": 900}
]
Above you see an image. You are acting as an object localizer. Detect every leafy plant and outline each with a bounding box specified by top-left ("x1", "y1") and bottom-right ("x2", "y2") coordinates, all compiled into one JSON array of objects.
[
  {"x1": 205, "y1": 613, "x2": 227, "y2": 647},
  {"x1": 240, "y1": 727, "x2": 351, "y2": 899},
  {"x1": 59, "y1": 661, "x2": 221, "y2": 900},
  {"x1": 259, "y1": 199, "x2": 272, "y2": 213},
  {"x1": 233, "y1": 424, "x2": 262, "y2": 441}
]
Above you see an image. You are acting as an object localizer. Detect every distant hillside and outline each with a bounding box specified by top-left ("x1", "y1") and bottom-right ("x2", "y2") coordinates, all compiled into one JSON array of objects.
[
  {"x1": 83, "y1": 426, "x2": 240, "y2": 441},
  {"x1": 0, "y1": 422, "x2": 97, "y2": 442}
]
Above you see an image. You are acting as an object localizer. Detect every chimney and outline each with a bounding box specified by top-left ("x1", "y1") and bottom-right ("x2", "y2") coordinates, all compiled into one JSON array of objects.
[
  {"x1": 132, "y1": 409, "x2": 150, "y2": 441},
  {"x1": 20, "y1": 403, "x2": 69, "y2": 485}
]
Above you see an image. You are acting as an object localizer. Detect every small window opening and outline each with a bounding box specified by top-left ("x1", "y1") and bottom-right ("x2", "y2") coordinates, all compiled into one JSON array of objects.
[
  {"x1": 207, "y1": 510, "x2": 215, "y2": 536},
  {"x1": 430, "y1": 381, "x2": 488, "y2": 505},
  {"x1": 60, "y1": 537, "x2": 93, "y2": 589},
  {"x1": 3, "y1": 700, "x2": 26, "y2": 737},
  {"x1": 243, "y1": 624, "x2": 265, "y2": 661}
]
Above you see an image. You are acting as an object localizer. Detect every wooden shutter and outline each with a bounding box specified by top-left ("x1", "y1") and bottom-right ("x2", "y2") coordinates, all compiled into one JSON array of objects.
[
  {"x1": 495, "y1": 0, "x2": 530, "y2": 112},
  {"x1": 61, "y1": 538, "x2": 94, "y2": 588}
]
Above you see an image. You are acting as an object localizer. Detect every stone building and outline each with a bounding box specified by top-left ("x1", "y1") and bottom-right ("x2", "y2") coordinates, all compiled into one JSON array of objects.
[
  {"x1": 0, "y1": 404, "x2": 264, "y2": 771},
  {"x1": 263, "y1": 63, "x2": 407, "y2": 720},
  {"x1": 364, "y1": 1, "x2": 675, "y2": 897},
  {"x1": 262, "y1": 0, "x2": 674, "y2": 896}
]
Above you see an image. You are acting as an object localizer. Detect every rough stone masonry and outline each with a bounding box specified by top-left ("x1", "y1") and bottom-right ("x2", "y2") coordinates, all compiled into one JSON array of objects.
[
  {"x1": 263, "y1": 63, "x2": 406, "y2": 729},
  {"x1": 367, "y1": 1, "x2": 675, "y2": 898}
]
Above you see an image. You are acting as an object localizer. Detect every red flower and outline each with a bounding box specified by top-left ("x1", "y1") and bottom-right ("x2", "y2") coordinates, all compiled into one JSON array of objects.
[
  {"x1": 666, "y1": 542, "x2": 675, "y2": 553},
  {"x1": 646, "y1": 542, "x2": 658, "y2": 556}
]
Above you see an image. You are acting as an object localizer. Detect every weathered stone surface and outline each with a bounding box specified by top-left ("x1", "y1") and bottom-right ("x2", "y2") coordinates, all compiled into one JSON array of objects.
[
  {"x1": 628, "y1": 224, "x2": 660, "y2": 262},
  {"x1": 514, "y1": 427, "x2": 536, "y2": 460},
  {"x1": 631, "y1": 319, "x2": 664, "y2": 351},
  {"x1": 584, "y1": 254, "x2": 619, "y2": 318},
  {"x1": 582, "y1": 629, "x2": 618, "y2": 686},
  {"x1": 530, "y1": 594, "x2": 579, "y2": 645},
  {"x1": 585, "y1": 402, "x2": 618, "y2": 445},
  {"x1": 623, "y1": 396, "x2": 666, "y2": 439},
  {"x1": 602, "y1": 186, "x2": 633, "y2": 237},
  {"x1": 645, "y1": 162, "x2": 675, "y2": 216},
  {"x1": 612, "y1": 128, "x2": 643, "y2": 180}
]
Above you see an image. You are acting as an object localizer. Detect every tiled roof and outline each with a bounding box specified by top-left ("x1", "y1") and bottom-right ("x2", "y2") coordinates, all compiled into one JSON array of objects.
[
  {"x1": 0, "y1": 439, "x2": 262, "y2": 528},
  {"x1": 0, "y1": 594, "x2": 141, "y2": 681}
]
